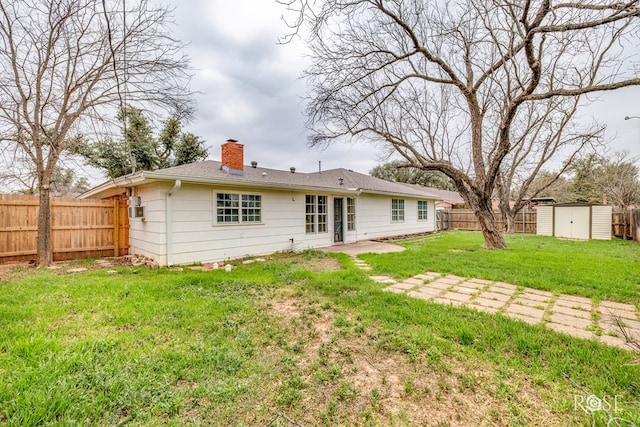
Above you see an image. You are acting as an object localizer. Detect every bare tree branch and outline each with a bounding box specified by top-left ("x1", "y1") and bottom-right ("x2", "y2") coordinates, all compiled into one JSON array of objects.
[{"x1": 287, "y1": 0, "x2": 640, "y2": 248}]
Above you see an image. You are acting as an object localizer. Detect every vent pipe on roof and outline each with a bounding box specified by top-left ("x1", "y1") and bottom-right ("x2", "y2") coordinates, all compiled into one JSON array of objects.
[
  {"x1": 290, "y1": 167, "x2": 296, "y2": 173},
  {"x1": 318, "y1": 160, "x2": 321, "y2": 174},
  {"x1": 251, "y1": 161, "x2": 257, "y2": 168}
]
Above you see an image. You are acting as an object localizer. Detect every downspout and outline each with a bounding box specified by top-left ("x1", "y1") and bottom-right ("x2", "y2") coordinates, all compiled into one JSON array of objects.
[{"x1": 166, "y1": 180, "x2": 182, "y2": 267}]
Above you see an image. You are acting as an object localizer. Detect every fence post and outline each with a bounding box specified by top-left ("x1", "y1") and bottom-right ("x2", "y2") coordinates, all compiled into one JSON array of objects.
[{"x1": 113, "y1": 198, "x2": 120, "y2": 257}]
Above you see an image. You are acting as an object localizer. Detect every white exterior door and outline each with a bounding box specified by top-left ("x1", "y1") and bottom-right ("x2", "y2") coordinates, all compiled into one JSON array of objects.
[{"x1": 554, "y1": 207, "x2": 590, "y2": 239}]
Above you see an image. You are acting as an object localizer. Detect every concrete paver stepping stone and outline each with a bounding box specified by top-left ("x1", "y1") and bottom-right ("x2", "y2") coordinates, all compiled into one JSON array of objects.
[
  {"x1": 433, "y1": 297, "x2": 466, "y2": 307},
  {"x1": 600, "y1": 307, "x2": 638, "y2": 321},
  {"x1": 511, "y1": 297, "x2": 547, "y2": 309},
  {"x1": 440, "y1": 291, "x2": 473, "y2": 303},
  {"x1": 451, "y1": 285, "x2": 478, "y2": 295},
  {"x1": 598, "y1": 335, "x2": 630, "y2": 350},
  {"x1": 485, "y1": 286, "x2": 517, "y2": 297},
  {"x1": 551, "y1": 304, "x2": 592, "y2": 319},
  {"x1": 506, "y1": 304, "x2": 545, "y2": 320},
  {"x1": 428, "y1": 281, "x2": 455, "y2": 291},
  {"x1": 547, "y1": 323, "x2": 595, "y2": 339},
  {"x1": 524, "y1": 288, "x2": 554, "y2": 297},
  {"x1": 549, "y1": 313, "x2": 592, "y2": 329},
  {"x1": 555, "y1": 298, "x2": 592, "y2": 311},
  {"x1": 403, "y1": 277, "x2": 425, "y2": 286},
  {"x1": 599, "y1": 300, "x2": 637, "y2": 312},
  {"x1": 458, "y1": 281, "x2": 486, "y2": 290},
  {"x1": 437, "y1": 276, "x2": 464, "y2": 285},
  {"x1": 473, "y1": 297, "x2": 506, "y2": 309},
  {"x1": 416, "y1": 286, "x2": 443, "y2": 297},
  {"x1": 477, "y1": 291, "x2": 512, "y2": 302},
  {"x1": 520, "y1": 292, "x2": 553, "y2": 303},
  {"x1": 407, "y1": 290, "x2": 433, "y2": 301},
  {"x1": 493, "y1": 282, "x2": 518, "y2": 291}
]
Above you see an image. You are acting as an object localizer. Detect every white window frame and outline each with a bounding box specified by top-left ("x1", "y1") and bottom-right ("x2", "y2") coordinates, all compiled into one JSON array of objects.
[
  {"x1": 305, "y1": 194, "x2": 329, "y2": 234},
  {"x1": 418, "y1": 200, "x2": 429, "y2": 221},
  {"x1": 347, "y1": 197, "x2": 356, "y2": 231},
  {"x1": 215, "y1": 192, "x2": 262, "y2": 225},
  {"x1": 391, "y1": 199, "x2": 405, "y2": 222}
]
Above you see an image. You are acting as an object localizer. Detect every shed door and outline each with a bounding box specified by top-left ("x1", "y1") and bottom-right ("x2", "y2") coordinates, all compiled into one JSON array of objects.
[{"x1": 555, "y1": 207, "x2": 590, "y2": 240}]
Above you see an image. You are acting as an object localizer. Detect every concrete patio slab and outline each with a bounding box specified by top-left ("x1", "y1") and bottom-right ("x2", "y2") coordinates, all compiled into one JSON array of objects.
[{"x1": 320, "y1": 240, "x2": 406, "y2": 255}]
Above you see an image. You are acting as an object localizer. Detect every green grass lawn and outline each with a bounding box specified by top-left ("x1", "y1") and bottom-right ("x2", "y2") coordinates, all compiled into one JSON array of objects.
[
  {"x1": 361, "y1": 231, "x2": 640, "y2": 303},
  {"x1": 0, "y1": 239, "x2": 639, "y2": 426}
]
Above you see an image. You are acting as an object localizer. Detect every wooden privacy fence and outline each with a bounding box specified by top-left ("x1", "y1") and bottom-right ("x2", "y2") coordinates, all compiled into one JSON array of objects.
[
  {"x1": 611, "y1": 209, "x2": 635, "y2": 241},
  {"x1": 0, "y1": 194, "x2": 129, "y2": 263},
  {"x1": 438, "y1": 208, "x2": 636, "y2": 240},
  {"x1": 439, "y1": 209, "x2": 537, "y2": 234}
]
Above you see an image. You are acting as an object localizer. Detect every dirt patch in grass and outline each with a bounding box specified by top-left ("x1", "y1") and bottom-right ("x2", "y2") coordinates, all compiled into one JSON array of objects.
[
  {"x1": 267, "y1": 253, "x2": 343, "y2": 272},
  {"x1": 265, "y1": 293, "x2": 567, "y2": 426}
]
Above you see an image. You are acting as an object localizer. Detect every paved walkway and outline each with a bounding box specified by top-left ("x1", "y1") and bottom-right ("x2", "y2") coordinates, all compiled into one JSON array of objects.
[{"x1": 348, "y1": 255, "x2": 639, "y2": 351}]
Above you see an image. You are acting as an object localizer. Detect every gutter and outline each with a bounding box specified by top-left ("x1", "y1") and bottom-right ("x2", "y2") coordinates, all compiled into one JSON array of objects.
[{"x1": 166, "y1": 180, "x2": 182, "y2": 267}]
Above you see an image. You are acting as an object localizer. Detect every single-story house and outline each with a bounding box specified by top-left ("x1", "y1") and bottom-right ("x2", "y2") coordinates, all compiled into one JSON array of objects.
[{"x1": 82, "y1": 140, "x2": 441, "y2": 266}]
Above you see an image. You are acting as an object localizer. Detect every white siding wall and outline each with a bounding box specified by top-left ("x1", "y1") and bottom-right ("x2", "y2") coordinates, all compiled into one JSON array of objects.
[
  {"x1": 129, "y1": 182, "x2": 168, "y2": 264},
  {"x1": 128, "y1": 183, "x2": 438, "y2": 266},
  {"x1": 352, "y1": 194, "x2": 436, "y2": 240},
  {"x1": 168, "y1": 184, "x2": 334, "y2": 265},
  {"x1": 536, "y1": 206, "x2": 553, "y2": 236},
  {"x1": 591, "y1": 205, "x2": 612, "y2": 240}
]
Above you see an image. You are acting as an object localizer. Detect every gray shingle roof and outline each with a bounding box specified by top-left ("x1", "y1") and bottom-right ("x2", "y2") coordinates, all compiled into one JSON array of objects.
[{"x1": 147, "y1": 160, "x2": 441, "y2": 199}]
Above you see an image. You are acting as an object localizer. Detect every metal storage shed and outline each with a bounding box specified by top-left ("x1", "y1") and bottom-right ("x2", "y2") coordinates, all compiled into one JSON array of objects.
[{"x1": 536, "y1": 204, "x2": 612, "y2": 240}]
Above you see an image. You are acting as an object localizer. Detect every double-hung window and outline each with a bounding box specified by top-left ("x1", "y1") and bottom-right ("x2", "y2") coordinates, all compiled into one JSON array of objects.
[
  {"x1": 391, "y1": 199, "x2": 405, "y2": 222},
  {"x1": 216, "y1": 193, "x2": 261, "y2": 224},
  {"x1": 418, "y1": 200, "x2": 428, "y2": 221}
]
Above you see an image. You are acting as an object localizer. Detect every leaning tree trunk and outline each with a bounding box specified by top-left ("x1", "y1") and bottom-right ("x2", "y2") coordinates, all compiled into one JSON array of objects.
[
  {"x1": 36, "y1": 186, "x2": 52, "y2": 266},
  {"x1": 475, "y1": 207, "x2": 507, "y2": 249}
]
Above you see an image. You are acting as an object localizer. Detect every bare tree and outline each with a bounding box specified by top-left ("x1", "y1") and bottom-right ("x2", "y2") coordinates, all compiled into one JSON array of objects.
[
  {"x1": 282, "y1": 0, "x2": 640, "y2": 248},
  {"x1": 0, "y1": 0, "x2": 193, "y2": 265}
]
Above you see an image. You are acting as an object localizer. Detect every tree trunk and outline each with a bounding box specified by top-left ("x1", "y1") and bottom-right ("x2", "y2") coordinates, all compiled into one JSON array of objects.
[
  {"x1": 475, "y1": 206, "x2": 507, "y2": 249},
  {"x1": 503, "y1": 212, "x2": 515, "y2": 234},
  {"x1": 36, "y1": 186, "x2": 52, "y2": 266}
]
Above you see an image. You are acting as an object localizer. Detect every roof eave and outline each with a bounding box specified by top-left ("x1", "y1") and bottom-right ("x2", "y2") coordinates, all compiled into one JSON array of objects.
[
  {"x1": 360, "y1": 188, "x2": 443, "y2": 200},
  {"x1": 79, "y1": 172, "x2": 147, "y2": 199}
]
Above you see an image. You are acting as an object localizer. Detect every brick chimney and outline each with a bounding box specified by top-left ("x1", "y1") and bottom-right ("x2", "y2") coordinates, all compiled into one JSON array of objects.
[{"x1": 221, "y1": 139, "x2": 244, "y2": 175}]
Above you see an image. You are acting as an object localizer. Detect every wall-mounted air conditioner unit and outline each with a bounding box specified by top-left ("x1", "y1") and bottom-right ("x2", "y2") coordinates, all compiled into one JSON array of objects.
[{"x1": 128, "y1": 206, "x2": 145, "y2": 218}]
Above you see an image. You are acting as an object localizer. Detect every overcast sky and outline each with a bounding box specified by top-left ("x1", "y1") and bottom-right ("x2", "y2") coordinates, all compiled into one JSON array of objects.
[{"x1": 160, "y1": 0, "x2": 640, "y2": 175}]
